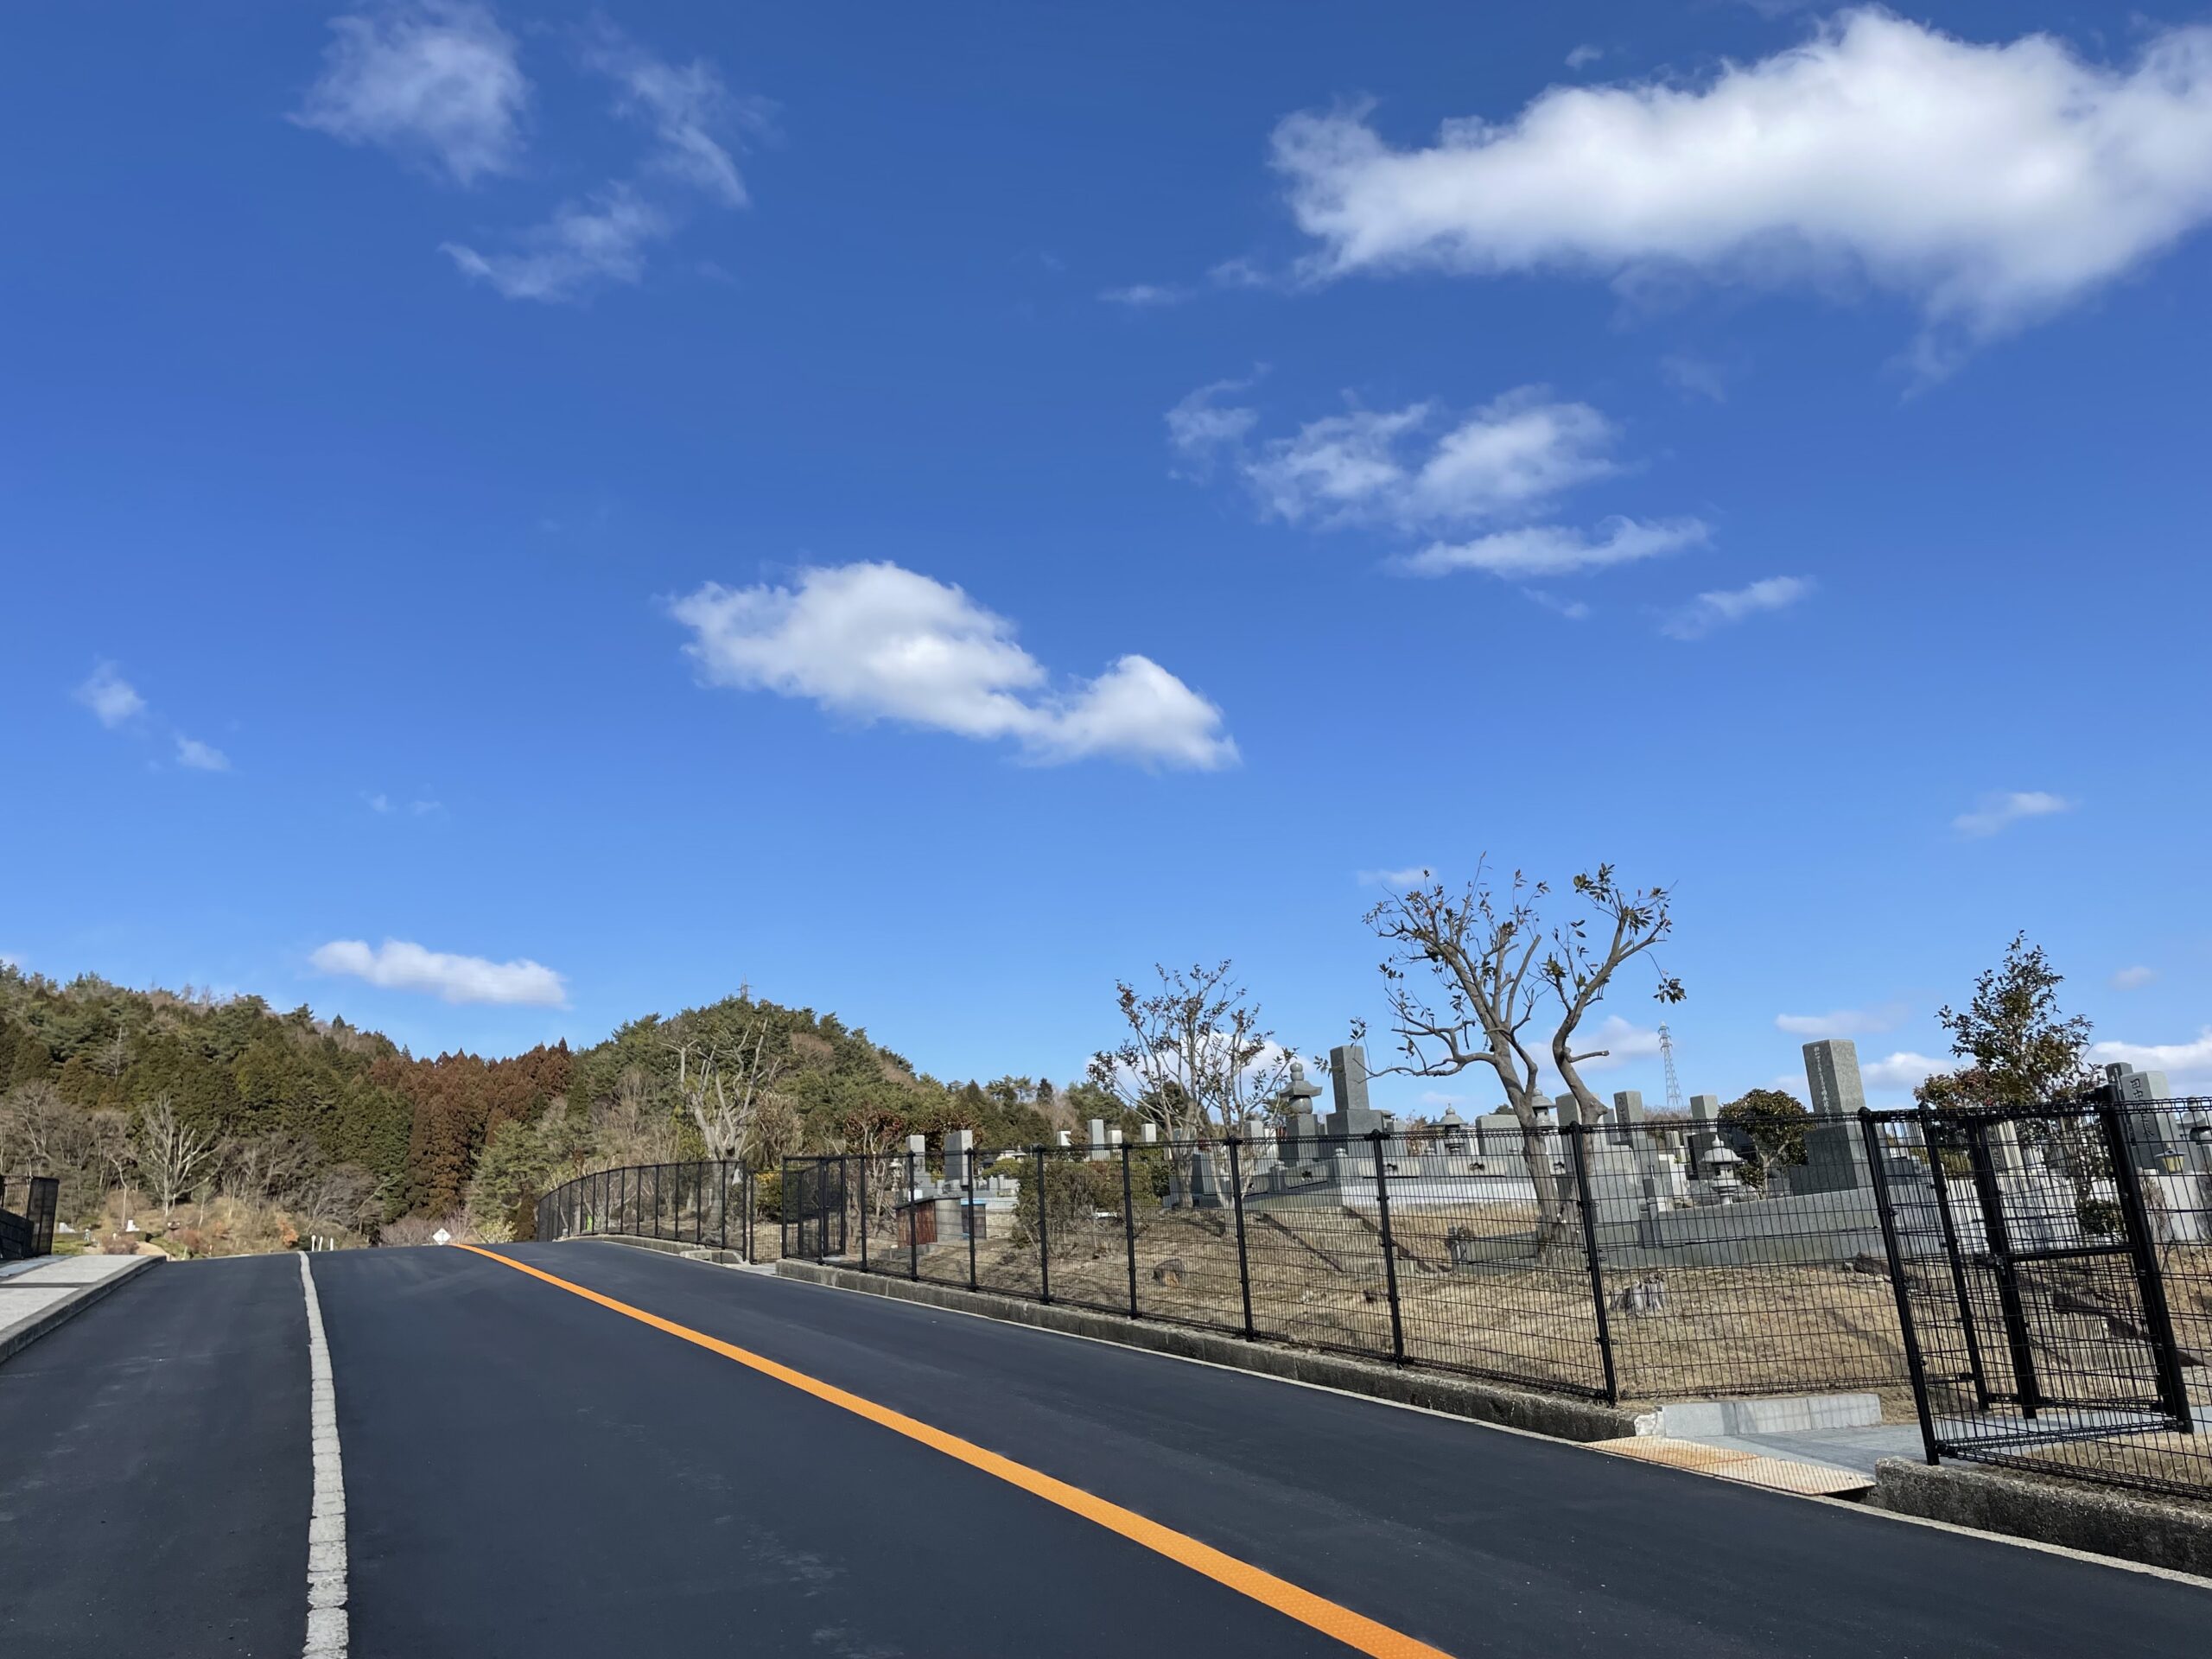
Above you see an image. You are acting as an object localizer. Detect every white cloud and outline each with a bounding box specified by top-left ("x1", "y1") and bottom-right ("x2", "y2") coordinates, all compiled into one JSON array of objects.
[
  {"x1": 670, "y1": 562, "x2": 1236, "y2": 770},
  {"x1": 1271, "y1": 11, "x2": 2212, "y2": 358},
  {"x1": 1951, "y1": 789, "x2": 2075, "y2": 838},
  {"x1": 1661, "y1": 574, "x2": 1814, "y2": 639},
  {"x1": 1659, "y1": 353, "x2": 1730, "y2": 403},
  {"x1": 310, "y1": 938, "x2": 568, "y2": 1007},
  {"x1": 175, "y1": 736, "x2": 231, "y2": 772},
  {"x1": 1399, "y1": 517, "x2": 1707, "y2": 579},
  {"x1": 1103, "y1": 283, "x2": 1188, "y2": 307},
  {"x1": 1522, "y1": 588, "x2": 1592, "y2": 620},
  {"x1": 1165, "y1": 378, "x2": 1264, "y2": 477},
  {"x1": 2092, "y1": 1029, "x2": 2212, "y2": 1088},
  {"x1": 74, "y1": 661, "x2": 145, "y2": 728},
  {"x1": 1242, "y1": 389, "x2": 1620, "y2": 530},
  {"x1": 582, "y1": 23, "x2": 766, "y2": 208},
  {"x1": 1565, "y1": 44, "x2": 1605, "y2": 71},
  {"x1": 1558, "y1": 1014, "x2": 1665, "y2": 1077},
  {"x1": 1356, "y1": 865, "x2": 1433, "y2": 887},
  {"x1": 1863, "y1": 1050, "x2": 1946, "y2": 1091},
  {"x1": 1776, "y1": 1004, "x2": 1905, "y2": 1038},
  {"x1": 2112, "y1": 964, "x2": 2157, "y2": 991},
  {"x1": 442, "y1": 185, "x2": 670, "y2": 302},
  {"x1": 293, "y1": 2, "x2": 528, "y2": 187}
]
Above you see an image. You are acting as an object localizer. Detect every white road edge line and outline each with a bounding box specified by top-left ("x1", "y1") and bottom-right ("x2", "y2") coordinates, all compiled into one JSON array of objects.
[{"x1": 300, "y1": 1255, "x2": 349, "y2": 1658}]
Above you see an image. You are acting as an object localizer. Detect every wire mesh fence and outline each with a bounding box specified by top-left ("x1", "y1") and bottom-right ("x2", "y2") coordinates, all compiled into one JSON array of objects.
[
  {"x1": 1867, "y1": 1097, "x2": 2212, "y2": 1507},
  {"x1": 536, "y1": 1161, "x2": 766, "y2": 1262},
  {"x1": 766, "y1": 1113, "x2": 1946, "y2": 1407}
]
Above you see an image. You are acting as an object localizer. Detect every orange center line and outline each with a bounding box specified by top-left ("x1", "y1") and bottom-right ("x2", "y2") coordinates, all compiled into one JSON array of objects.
[{"x1": 455, "y1": 1243, "x2": 1459, "y2": 1659}]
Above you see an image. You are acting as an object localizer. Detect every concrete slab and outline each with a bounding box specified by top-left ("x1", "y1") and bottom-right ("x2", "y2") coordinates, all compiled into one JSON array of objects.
[
  {"x1": 0, "y1": 1253, "x2": 160, "y2": 1364},
  {"x1": 1650, "y1": 1392, "x2": 1885, "y2": 1437}
]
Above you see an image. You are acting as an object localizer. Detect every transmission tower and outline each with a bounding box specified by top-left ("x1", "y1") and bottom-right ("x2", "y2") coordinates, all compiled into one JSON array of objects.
[{"x1": 1658, "y1": 1022, "x2": 1685, "y2": 1117}]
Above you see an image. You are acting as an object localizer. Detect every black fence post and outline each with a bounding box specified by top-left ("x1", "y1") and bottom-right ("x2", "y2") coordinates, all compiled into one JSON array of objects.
[
  {"x1": 1919, "y1": 1106, "x2": 1993, "y2": 1408},
  {"x1": 1035, "y1": 1146, "x2": 1052, "y2": 1305},
  {"x1": 1227, "y1": 1136, "x2": 1255, "y2": 1340},
  {"x1": 1567, "y1": 1123, "x2": 1620, "y2": 1406},
  {"x1": 1966, "y1": 1121, "x2": 2042, "y2": 1415},
  {"x1": 857, "y1": 1152, "x2": 871, "y2": 1271},
  {"x1": 1370, "y1": 1128, "x2": 1406, "y2": 1363},
  {"x1": 2098, "y1": 1103, "x2": 2195, "y2": 1428},
  {"x1": 1121, "y1": 1141, "x2": 1140, "y2": 1319},
  {"x1": 1862, "y1": 1110, "x2": 1941, "y2": 1464}
]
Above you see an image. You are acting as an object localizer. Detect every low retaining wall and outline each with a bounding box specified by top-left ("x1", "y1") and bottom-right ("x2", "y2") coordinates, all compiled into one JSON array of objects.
[
  {"x1": 772, "y1": 1256, "x2": 1642, "y2": 1443},
  {"x1": 1869, "y1": 1458, "x2": 2212, "y2": 1580}
]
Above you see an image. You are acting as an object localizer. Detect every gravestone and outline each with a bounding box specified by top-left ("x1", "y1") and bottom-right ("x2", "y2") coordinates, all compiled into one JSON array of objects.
[
  {"x1": 944, "y1": 1128, "x2": 974, "y2": 1186},
  {"x1": 1088, "y1": 1117, "x2": 1109, "y2": 1162},
  {"x1": 1988, "y1": 1120, "x2": 2024, "y2": 1176},
  {"x1": 1789, "y1": 1039, "x2": 1873, "y2": 1195},
  {"x1": 1325, "y1": 1044, "x2": 1386, "y2": 1140}
]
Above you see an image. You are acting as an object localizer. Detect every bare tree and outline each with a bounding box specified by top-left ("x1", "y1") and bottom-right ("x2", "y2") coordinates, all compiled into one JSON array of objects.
[
  {"x1": 1088, "y1": 962, "x2": 1293, "y2": 1205},
  {"x1": 1360, "y1": 861, "x2": 1681, "y2": 1249},
  {"x1": 133, "y1": 1094, "x2": 218, "y2": 1228},
  {"x1": 677, "y1": 1026, "x2": 789, "y2": 1166},
  {"x1": 86, "y1": 1109, "x2": 137, "y2": 1231}
]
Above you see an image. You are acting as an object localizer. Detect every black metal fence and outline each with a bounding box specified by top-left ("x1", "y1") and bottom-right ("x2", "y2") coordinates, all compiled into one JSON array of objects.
[
  {"x1": 535, "y1": 1161, "x2": 765, "y2": 1261},
  {"x1": 777, "y1": 1115, "x2": 1921, "y2": 1407},
  {"x1": 1865, "y1": 1097, "x2": 2211, "y2": 1506},
  {"x1": 0, "y1": 1175, "x2": 59, "y2": 1260}
]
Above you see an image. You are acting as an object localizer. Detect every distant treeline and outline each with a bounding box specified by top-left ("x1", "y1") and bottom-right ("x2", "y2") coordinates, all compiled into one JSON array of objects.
[{"x1": 0, "y1": 964, "x2": 1105, "y2": 1243}]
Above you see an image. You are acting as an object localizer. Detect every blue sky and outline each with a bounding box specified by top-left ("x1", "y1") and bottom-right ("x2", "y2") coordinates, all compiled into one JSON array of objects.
[{"x1": 5, "y1": 3, "x2": 2210, "y2": 1111}]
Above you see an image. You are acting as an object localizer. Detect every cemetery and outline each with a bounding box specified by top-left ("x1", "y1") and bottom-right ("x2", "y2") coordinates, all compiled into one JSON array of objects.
[{"x1": 804, "y1": 1038, "x2": 2212, "y2": 1429}]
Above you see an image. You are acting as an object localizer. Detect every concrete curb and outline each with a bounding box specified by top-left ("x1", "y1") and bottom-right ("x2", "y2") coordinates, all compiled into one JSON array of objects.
[
  {"x1": 0, "y1": 1255, "x2": 161, "y2": 1367},
  {"x1": 1869, "y1": 1457, "x2": 2212, "y2": 1579},
  {"x1": 770, "y1": 1257, "x2": 1642, "y2": 1443},
  {"x1": 573, "y1": 1234, "x2": 763, "y2": 1269}
]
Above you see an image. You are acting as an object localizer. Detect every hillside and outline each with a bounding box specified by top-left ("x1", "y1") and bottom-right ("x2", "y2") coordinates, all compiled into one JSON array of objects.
[{"x1": 0, "y1": 963, "x2": 1081, "y2": 1248}]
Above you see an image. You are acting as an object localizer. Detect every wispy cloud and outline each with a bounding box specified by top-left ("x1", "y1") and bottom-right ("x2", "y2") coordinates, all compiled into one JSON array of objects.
[
  {"x1": 74, "y1": 661, "x2": 146, "y2": 728},
  {"x1": 1170, "y1": 379, "x2": 1707, "y2": 589},
  {"x1": 2111, "y1": 964, "x2": 2157, "y2": 991},
  {"x1": 1776, "y1": 1004, "x2": 1905, "y2": 1039},
  {"x1": 582, "y1": 22, "x2": 771, "y2": 208},
  {"x1": 366, "y1": 792, "x2": 443, "y2": 816},
  {"x1": 76, "y1": 661, "x2": 232, "y2": 772},
  {"x1": 1863, "y1": 1051, "x2": 1946, "y2": 1092},
  {"x1": 175, "y1": 736, "x2": 231, "y2": 772},
  {"x1": 292, "y1": 2, "x2": 529, "y2": 187},
  {"x1": 1270, "y1": 11, "x2": 2212, "y2": 368},
  {"x1": 1951, "y1": 790, "x2": 2074, "y2": 839},
  {"x1": 310, "y1": 938, "x2": 569, "y2": 1006},
  {"x1": 1400, "y1": 518, "x2": 1706, "y2": 579},
  {"x1": 443, "y1": 185, "x2": 669, "y2": 301},
  {"x1": 1356, "y1": 865, "x2": 1433, "y2": 887},
  {"x1": 1565, "y1": 44, "x2": 1605, "y2": 71},
  {"x1": 671, "y1": 562, "x2": 1236, "y2": 771},
  {"x1": 1661, "y1": 575, "x2": 1813, "y2": 639}
]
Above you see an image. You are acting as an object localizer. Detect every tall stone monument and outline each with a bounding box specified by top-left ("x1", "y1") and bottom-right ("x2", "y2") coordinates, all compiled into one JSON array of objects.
[{"x1": 1790, "y1": 1039, "x2": 1872, "y2": 1194}]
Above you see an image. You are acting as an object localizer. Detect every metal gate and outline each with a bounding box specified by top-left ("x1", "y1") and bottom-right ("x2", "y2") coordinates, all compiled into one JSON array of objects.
[
  {"x1": 1866, "y1": 1101, "x2": 2195, "y2": 1476},
  {"x1": 782, "y1": 1156, "x2": 847, "y2": 1262}
]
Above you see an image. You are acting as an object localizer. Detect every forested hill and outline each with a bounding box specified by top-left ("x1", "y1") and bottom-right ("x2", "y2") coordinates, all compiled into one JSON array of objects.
[{"x1": 0, "y1": 965, "x2": 1073, "y2": 1236}]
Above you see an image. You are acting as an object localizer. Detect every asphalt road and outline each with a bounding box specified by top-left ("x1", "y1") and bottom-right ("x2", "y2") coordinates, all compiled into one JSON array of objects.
[{"x1": 3, "y1": 1240, "x2": 2206, "y2": 1657}]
